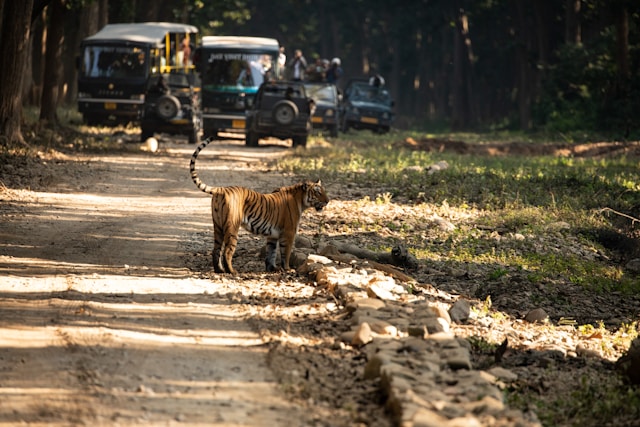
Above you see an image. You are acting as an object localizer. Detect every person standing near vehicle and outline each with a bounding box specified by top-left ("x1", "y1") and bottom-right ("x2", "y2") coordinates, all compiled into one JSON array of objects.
[
  {"x1": 369, "y1": 73, "x2": 385, "y2": 87},
  {"x1": 180, "y1": 36, "x2": 191, "y2": 66},
  {"x1": 278, "y1": 46, "x2": 286, "y2": 76},
  {"x1": 289, "y1": 49, "x2": 307, "y2": 81},
  {"x1": 306, "y1": 56, "x2": 326, "y2": 82},
  {"x1": 326, "y1": 57, "x2": 343, "y2": 85}
]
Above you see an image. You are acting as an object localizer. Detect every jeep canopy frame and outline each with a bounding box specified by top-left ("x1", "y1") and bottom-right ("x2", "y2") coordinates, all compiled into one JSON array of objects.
[{"x1": 78, "y1": 22, "x2": 198, "y2": 126}]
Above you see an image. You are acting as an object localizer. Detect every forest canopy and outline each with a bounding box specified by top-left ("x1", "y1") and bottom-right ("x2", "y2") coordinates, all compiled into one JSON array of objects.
[{"x1": 2, "y1": 0, "x2": 639, "y2": 144}]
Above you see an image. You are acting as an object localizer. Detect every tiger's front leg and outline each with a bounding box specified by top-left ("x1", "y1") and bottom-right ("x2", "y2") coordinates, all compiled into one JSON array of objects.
[{"x1": 279, "y1": 234, "x2": 296, "y2": 271}]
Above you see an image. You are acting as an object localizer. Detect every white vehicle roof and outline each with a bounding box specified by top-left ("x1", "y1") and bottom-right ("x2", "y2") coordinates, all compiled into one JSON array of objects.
[
  {"x1": 83, "y1": 22, "x2": 198, "y2": 45},
  {"x1": 200, "y1": 36, "x2": 279, "y2": 51}
]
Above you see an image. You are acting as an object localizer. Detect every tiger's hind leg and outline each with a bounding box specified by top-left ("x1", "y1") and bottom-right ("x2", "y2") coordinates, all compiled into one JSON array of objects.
[
  {"x1": 265, "y1": 238, "x2": 279, "y2": 272},
  {"x1": 212, "y1": 223, "x2": 225, "y2": 273},
  {"x1": 221, "y1": 225, "x2": 240, "y2": 274}
]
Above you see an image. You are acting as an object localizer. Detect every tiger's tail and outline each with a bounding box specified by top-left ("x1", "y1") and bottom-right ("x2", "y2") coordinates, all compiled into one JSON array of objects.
[{"x1": 190, "y1": 137, "x2": 217, "y2": 194}]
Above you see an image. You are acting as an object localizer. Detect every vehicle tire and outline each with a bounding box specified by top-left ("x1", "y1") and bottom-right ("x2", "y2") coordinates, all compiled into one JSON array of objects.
[
  {"x1": 272, "y1": 100, "x2": 298, "y2": 125},
  {"x1": 329, "y1": 123, "x2": 339, "y2": 138},
  {"x1": 292, "y1": 135, "x2": 307, "y2": 148},
  {"x1": 140, "y1": 126, "x2": 154, "y2": 142},
  {"x1": 156, "y1": 95, "x2": 181, "y2": 120},
  {"x1": 83, "y1": 114, "x2": 100, "y2": 126},
  {"x1": 341, "y1": 118, "x2": 349, "y2": 133},
  {"x1": 188, "y1": 127, "x2": 199, "y2": 144},
  {"x1": 246, "y1": 130, "x2": 259, "y2": 147}
]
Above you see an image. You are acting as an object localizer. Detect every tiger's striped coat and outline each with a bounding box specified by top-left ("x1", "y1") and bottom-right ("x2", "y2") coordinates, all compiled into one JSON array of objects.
[{"x1": 190, "y1": 138, "x2": 329, "y2": 274}]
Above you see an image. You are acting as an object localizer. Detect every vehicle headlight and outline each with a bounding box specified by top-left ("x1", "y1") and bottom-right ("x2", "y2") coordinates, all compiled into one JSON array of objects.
[
  {"x1": 325, "y1": 109, "x2": 334, "y2": 117},
  {"x1": 382, "y1": 112, "x2": 389, "y2": 119}
]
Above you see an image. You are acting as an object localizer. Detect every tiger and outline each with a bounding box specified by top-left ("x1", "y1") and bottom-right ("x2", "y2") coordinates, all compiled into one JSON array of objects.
[{"x1": 190, "y1": 137, "x2": 329, "y2": 274}]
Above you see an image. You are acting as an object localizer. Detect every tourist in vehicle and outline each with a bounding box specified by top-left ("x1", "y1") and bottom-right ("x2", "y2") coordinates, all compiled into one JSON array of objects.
[
  {"x1": 326, "y1": 57, "x2": 343, "y2": 84},
  {"x1": 278, "y1": 46, "x2": 286, "y2": 72},
  {"x1": 237, "y1": 63, "x2": 254, "y2": 86},
  {"x1": 180, "y1": 36, "x2": 191, "y2": 66},
  {"x1": 306, "y1": 56, "x2": 326, "y2": 82},
  {"x1": 289, "y1": 49, "x2": 307, "y2": 81},
  {"x1": 369, "y1": 73, "x2": 385, "y2": 87}
]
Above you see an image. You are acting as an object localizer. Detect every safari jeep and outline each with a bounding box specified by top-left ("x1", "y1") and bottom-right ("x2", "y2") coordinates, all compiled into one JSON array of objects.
[
  {"x1": 245, "y1": 81, "x2": 313, "y2": 148},
  {"x1": 140, "y1": 72, "x2": 201, "y2": 144}
]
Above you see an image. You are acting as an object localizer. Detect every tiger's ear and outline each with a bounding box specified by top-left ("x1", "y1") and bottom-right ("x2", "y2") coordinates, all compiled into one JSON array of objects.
[{"x1": 316, "y1": 179, "x2": 322, "y2": 186}]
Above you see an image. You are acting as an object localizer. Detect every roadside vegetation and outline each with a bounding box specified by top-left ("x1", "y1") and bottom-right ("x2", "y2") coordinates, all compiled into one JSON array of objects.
[
  {"x1": 280, "y1": 131, "x2": 640, "y2": 293},
  {"x1": 276, "y1": 130, "x2": 640, "y2": 426}
]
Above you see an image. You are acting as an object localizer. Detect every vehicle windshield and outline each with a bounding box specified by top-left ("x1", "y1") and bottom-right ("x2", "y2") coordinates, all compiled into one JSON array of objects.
[
  {"x1": 304, "y1": 84, "x2": 336, "y2": 102},
  {"x1": 347, "y1": 83, "x2": 392, "y2": 106},
  {"x1": 81, "y1": 45, "x2": 147, "y2": 78},
  {"x1": 201, "y1": 53, "x2": 274, "y2": 92}
]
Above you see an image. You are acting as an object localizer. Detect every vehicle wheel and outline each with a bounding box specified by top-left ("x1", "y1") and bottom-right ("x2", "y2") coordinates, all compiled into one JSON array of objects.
[
  {"x1": 272, "y1": 100, "x2": 298, "y2": 125},
  {"x1": 156, "y1": 95, "x2": 181, "y2": 120},
  {"x1": 83, "y1": 114, "x2": 100, "y2": 126},
  {"x1": 292, "y1": 135, "x2": 307, "y2": 148},
  {"x1": 341, "y1": 118, "x2": 349, "y2": 133},
  {"x1": 141, "y1": 127, "x2": 154, "y2": 142},
  {"x1": 329, "y1": 123, "x2": 339, "y2": 138},
  {"x1": 246, "y1": 130, "x2": 259, "y2": 147},
  {"x1": 188, "y1": 127, "x2": 199, "y2": 144}
]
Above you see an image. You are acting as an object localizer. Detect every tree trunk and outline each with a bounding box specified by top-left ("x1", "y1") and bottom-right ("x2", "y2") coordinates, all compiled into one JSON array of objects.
[
  {"x1": 98, "y1": 0, "x2": 108, "y2": 29},
  {"x1": 514, "y1": 1, "x2": 533, "y2": 130},
  {"x1": 25, "y1": 10, "x2": 46, "y2": 106},
  {"x1": 615, "y1": 3, "x2": 629, "y2": 80},
  {"x1": 39, "y1": 0, "x2": 66, "y2": 123},
  {"x1": 64, "y1": 2, "x2": 100, "y2": 105},
  {"x1": 0, "y1": 0, "x2": 35, "y2": 146},
  {"x1": 565, "y1": 0, "x2": 581, "y2": 44},
  {"x1": 451, "y1": 4, "x2": 474, "y2": 129}
]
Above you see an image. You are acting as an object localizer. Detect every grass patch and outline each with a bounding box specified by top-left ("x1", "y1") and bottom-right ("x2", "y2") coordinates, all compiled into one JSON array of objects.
[{"x1": 282, "y1": 130, "x2": 640, "y2": 425}]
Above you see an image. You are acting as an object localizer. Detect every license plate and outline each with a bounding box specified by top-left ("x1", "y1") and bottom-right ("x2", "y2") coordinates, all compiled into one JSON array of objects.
[
  {"x1": 311, "y1": 116, "x2": 323, "y2": 123},
  {"x1": 232, "y1": 119, "x2": 245, "y2": 128},
  {"x1": 104, "y1": 102, "x2": 117, "y2": 110},
  {"x1": 361, "y1": 116, "x2": 378, "y2": 124}
]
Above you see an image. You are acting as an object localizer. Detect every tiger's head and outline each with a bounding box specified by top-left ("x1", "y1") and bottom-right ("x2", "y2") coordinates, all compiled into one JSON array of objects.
[{"x1": 304, "y1": 180, "x2": 329, "y2": 211}]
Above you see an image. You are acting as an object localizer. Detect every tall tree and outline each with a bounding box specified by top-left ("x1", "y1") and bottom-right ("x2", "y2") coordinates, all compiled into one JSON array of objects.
[
  {"x1": 565, "y1": 0, "x2": 581, "y2": 44},
  {"x1": 451, "y1": 1, "x2": 475, "y2": 129},
  {"x1": 0, "y1": 0, "x2": 36, "y2": 146},
  {"x1": 39, "y1": 0, "x2": 68, "y2": 123},
  {"x1": 614, "y1": 1, "x2": 629, "y2": 80}
]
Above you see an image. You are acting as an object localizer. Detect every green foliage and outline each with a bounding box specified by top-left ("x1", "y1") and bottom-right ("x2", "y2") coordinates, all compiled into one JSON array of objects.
[
  {"x1": 279, "y1": 131, "x2": 640, "y2": 301},
  {"x1": 507, "y1": 374, "x2": 640, "y2": 427},
  {"x1": 535, "y1": 26, "x2": 640, "y2": 136},
  {"x1": 280, "y1": 129, "x2": 640, "y2": 427}
]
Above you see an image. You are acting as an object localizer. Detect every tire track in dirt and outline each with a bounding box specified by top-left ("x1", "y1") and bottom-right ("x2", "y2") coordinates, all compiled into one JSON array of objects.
[{"x1": 0, "y1": 140, "x2": 320, "y2": 426}]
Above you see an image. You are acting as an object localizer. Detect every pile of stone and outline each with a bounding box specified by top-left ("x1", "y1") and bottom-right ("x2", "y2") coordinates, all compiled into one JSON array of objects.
[{"x1": 297, "y1": 252, "x2": 541, "y2": 427}]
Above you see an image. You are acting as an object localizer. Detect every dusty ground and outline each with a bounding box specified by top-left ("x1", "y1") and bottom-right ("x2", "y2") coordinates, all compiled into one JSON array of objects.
[
  {"x1": 0, "y1": 137, "x2": 384, "y2": 427},
  {"x1": 1, "y1": 133, "x2": 639, "y2": 426}
]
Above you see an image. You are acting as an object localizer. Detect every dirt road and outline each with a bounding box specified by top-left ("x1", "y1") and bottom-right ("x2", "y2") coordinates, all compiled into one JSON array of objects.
[{"x1": 0, "y1": 140, "x2": 319, "y2": 426}]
